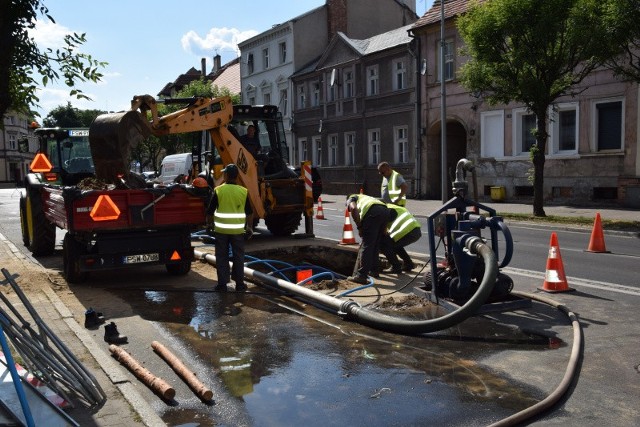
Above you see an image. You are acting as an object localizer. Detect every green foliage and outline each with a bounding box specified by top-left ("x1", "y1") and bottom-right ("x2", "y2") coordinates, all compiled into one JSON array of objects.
[
  {"x1": 43, "y1": 102, "x2": 105, "y2": 127},
  {"x1": 456, "y1": 0, "x2": 631, "y2": 216},
  {"x1": 602, "y1": 0, "x2": 640, "y2": 81},
  {"x1": 0, "y1": 0, "x2": 107, "y2": 120}
]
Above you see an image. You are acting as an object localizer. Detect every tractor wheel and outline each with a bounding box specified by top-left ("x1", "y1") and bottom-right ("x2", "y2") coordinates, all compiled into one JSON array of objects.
[
  {"x1": 63, "y1": 233, "x2": 87, "y2": 283},
  {"x1": 25, "y1": 189, "x2": 56, "y2": 256},
  {"x1": 265, "y1": 212, "x2": 302, "y2": 236},
  {"x1": 19, "y1": 197, "x2": 30, "y2": 247}
]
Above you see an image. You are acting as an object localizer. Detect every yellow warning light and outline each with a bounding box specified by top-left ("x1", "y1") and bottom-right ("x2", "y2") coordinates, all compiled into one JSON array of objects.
[
  {"x1": 90, "y1": 195, "x2": 121, "y2": 221},
  {"x1": 170, "y1": 251, "x2": 181, "y2": 261},
  {"x1": 30, "y1": 153, "x2": 53, "y2": 173}
]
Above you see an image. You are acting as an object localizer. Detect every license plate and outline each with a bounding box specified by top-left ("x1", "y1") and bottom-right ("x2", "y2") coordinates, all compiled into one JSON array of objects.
[{"x1": 124, "y1": 253, "x2": 159, "y2": 264}]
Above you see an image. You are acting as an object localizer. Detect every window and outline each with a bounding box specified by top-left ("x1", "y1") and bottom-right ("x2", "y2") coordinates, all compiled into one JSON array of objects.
[
  {"x1": 263, "y1": 92, "x2": 271, "y2": 105},
  {"x1": 366, "y1": 65, "x2": 378, "y2": 96},
  {"x1": 437, "y1": 38, "x2": 455, "y2": 81},
  {"x1": 312, "y1": 82, "x2": 320, "y2": 107},
  {"x1": 262, "y1": 48, "x2": 269, "y2": 69},
  {"x1": 594, "y1": 99, "x2": 623, "y2": 151},
  {"x1": 368, "y1": 129, "x2": 380, "y2": 165},
  {"x1": 393, "y1": 60, "x2": 406, "y2": 90},
  {"x1": 8, "y1": 133, "x2": 17, "y2": 150},
  {"x1": 345, "y1": 133, "x2": 355, "y2": 166},
  {"x1": 343, "y1": 70, "x2": 353, "y2": 98},
  {"x1": 248, "y1": 96, "x2": 256, "y2": 106},
  {"x1": 513, "y1": 108, "x2": 537, "y2": 156},
  {"x1": 550, "y1": 103, "x2": 578, "y2": 154},
  {"x1": 313, "y1": 137, "x2": 322, "y2": 166},
  {"x1": 480, "y1": 110, "x2": 505, "y2": 158},
  {"x1": 279, "y1": 42, "x2": 287, "y2": 64},
  {"x1": 299, "y1": 138, "x2": 308, "y2": 163},
  {"x1": 298, "y1": 85, "x2": 306, "y2": 109},
  {"x1": 279, "y1": 89, "x2": 288, "y2": 115},
  {"x1": 329, "y1": 134, "x2": 338, "y2": 166},
  {"x1": 394, "y1": 126, "x2": 409, "y2": 163},
  {"x1": 247, "y1": 53, "x2": 254, "y2": 74}
]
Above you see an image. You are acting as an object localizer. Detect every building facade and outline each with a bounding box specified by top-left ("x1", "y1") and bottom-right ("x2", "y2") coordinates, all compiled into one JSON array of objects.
[
  {"x1": 238, "y1": 0, "x2": 418, "y2": 163},
  {"x1": 291, "y1": 25, "x2": 418, "y2": 195},
  {"x1": 0, "y1": 112, "x2": 38, "y2": 185},
  {"x1": 411, "y1": 0, "x2": 640, "y2": 206}
]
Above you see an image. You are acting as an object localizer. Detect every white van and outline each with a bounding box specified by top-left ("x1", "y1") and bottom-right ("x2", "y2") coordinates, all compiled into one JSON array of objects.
[{"x1": 158, "y1": 153, "x2": 192, "y2": 184}]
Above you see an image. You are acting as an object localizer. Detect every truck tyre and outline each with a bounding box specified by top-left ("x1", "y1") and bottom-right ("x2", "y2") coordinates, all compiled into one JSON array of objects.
[
  {"x1": 265, "y1": 212, "x2": 302, "y2": 236},
  {"x1": 19, "y1": 197, "x2": 30, "y2": 247},
  {"x1": 25, "y1": 189, "x2": 56, "y2": 256},
  {"x1": 63, "y1": 233, "x2": 87, "y2": 283},
  {"x1": 166, "y1": 260, "x2": 191, "y2": 276}
]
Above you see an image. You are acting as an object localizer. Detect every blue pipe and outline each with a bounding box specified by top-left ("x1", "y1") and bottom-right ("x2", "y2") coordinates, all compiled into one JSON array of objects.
[{"x1": 0, "y1": 320, "x2": 35, "y2": 427}]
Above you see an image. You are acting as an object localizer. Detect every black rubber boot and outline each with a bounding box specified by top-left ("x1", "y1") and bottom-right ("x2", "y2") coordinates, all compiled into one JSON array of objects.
[
  {"x1": 104, "y1": 322, "x2": 128, "y2": 344},
  {"x1": 84, "y1": 307, "x2": 105, "y2": 329}
]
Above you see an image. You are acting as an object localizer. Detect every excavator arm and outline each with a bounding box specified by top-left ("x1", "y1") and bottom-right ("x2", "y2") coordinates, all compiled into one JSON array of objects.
[{"x1": 90, "y1": 95, "x2": 268, "y2": 218}]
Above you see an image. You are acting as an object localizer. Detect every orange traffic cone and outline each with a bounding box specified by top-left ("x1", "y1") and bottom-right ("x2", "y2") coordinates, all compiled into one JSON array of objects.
[
  {"x1": 315, "y1": 197, "x2": 325, "y2": 220},
  {"x1": 540, "y1": 232, "x2": 574, "y2": 293},
  {"x1": 339, "y1": 208, "x2": 357, "y2": 245},
  {"x1": 586, "y1": 212, "x2": 609, "y2": 253}
]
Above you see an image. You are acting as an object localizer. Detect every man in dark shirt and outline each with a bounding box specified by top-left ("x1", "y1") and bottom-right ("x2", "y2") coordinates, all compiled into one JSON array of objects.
[{"x1": 239, "y1": 125, "x2": 261, "y2": 158}]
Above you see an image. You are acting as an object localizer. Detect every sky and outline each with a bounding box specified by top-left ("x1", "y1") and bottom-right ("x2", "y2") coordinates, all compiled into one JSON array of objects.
[{"x1": 30, "y1": 0, "x2": 434, "y2": 119}]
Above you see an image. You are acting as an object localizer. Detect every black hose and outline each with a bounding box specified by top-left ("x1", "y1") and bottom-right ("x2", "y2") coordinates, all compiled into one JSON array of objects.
[{"x1": 488, "y1": 290, "x2": 583, "y2": 427}]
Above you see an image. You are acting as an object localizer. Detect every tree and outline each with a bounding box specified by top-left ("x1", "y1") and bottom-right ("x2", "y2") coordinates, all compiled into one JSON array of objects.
[
  {"x1": 0, "y1": 0, "x2": 106, "y2": 121},
  {"x1": 457, "y1": 0, "x2": 628, "y2": 216},
  {"x1": 43, "y1": 102, "x2": 105, "y2": 127},
  {"x1": 603, "y1": 0, "x2": 640, "y2": 82}
]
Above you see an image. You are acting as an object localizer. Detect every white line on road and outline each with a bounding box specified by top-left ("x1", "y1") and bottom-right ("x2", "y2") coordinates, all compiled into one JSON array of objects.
[{"x1": 503, "y1": 266, "x2": 640, "y2": 296}]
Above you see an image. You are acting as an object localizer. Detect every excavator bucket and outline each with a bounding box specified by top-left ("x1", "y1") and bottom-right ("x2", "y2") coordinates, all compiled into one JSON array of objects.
[{"x1": 89, "y1": 111, "x2": 151, "y2": 183}]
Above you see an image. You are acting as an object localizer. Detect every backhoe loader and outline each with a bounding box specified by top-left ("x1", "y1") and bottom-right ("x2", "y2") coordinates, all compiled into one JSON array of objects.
[{"x1": 90, "y1": 95, "x2": 313, "y2": 236}]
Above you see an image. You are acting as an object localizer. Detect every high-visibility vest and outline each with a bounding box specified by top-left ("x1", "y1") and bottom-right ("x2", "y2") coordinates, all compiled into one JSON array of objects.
[
  {"x1": 386, "y1": 204, "x2": 420, "y2": 242},
  {"x1": 383, "y1": 170, "x2": 406, "y2": 206},
  {"x1": 214, "y1": 184, "x2": 248, "y2": 235},
  {"x1": 350, "y1": 194, "x2": 385, "y2": 219}
]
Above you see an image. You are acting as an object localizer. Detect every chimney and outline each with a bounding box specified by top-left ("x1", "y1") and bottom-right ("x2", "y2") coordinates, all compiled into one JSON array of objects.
[
  {"x1": 201, "y1": 58, "x2": 207, "y2": 77},
  {"x1": 327, "y1": 0, "x2": 347, "y2": 41},
  {"x1": 213, "y1": 54, "x2": 222, "y2": 74}
]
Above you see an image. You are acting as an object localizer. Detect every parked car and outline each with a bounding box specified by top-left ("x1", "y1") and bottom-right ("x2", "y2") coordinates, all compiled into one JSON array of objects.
[
  {"x1": 142, "y1": 171, "x2": 158, "y2": 180},
  {"x1": 294, "y1": 166, "x2": 322, "y2": 202}
]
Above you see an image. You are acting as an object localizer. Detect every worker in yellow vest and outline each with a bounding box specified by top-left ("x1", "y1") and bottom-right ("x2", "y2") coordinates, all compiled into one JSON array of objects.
[
  {"x1": 210, "y1": 164, "x2": 253, "y2": 292},
  {"x1": 380, "y1": 204, "x2": 421, "y2": 274},
  {"x1": 378, "y1": 161, "x2": 407, "y2": 206},
  {"x1": 345, "y1": 193, "x2": 391, "y2": 284}
]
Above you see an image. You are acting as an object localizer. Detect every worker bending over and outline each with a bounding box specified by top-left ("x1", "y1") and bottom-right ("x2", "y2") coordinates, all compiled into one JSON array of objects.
[{"x1": 379, "y1": 204, "x2": 421, "y2": 274}]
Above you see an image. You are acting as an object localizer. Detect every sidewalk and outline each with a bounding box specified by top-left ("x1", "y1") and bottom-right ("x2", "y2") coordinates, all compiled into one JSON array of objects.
[{"x1": 318, "y1": 193, "x2": 640, "y2": 224}]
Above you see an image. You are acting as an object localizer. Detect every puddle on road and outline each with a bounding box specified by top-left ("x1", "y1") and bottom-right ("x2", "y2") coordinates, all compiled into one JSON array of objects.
[{"x1": 118, "y1": 284, "x2": 558, "y2": 427}]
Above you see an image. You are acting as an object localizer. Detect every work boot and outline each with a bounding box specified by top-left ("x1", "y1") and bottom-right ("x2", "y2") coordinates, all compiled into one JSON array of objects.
[
  {"x1": 347, "y1": 275, "x2": 369, "y2": 285},
  {"x1": 84, "y1": 307, "x2": 105, "y2": 329},
  {"x1": 384, "y1": 263, "x2": 403, "y2": 274},
  {"x1": 235, "y1": 283, "x2": 248, "y2": 292},
  {"x1": 402, "y1": 261, "x2": 415, "y2": 272},
  {"x1": 104, "y1": 322, "x2": 128, "y2": 344},
  {"x1": 214, "y1": 284, "x2": 228, "y2": 292}
]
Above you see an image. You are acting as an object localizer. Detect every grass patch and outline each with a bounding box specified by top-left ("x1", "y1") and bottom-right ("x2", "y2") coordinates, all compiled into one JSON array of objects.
[{"x1": 497, "y1": 212, "x2": 640, "y2": 232}]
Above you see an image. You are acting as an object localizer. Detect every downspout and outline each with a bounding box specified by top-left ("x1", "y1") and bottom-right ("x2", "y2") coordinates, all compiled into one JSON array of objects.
[{"x1": 408, "y1": 30, "x2": 422, "y2": 198}]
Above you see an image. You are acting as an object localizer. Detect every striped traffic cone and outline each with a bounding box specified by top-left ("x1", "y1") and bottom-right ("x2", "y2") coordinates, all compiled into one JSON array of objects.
[
  {"x1": 315, "y1": 197, "x2": 325, "y2": 220},
  {"x1": 339, "y1": 208, "x2": 357, "y2": 245},
  {"x1": 539, "y1": 232, "x2": 574, "y2": 293}
]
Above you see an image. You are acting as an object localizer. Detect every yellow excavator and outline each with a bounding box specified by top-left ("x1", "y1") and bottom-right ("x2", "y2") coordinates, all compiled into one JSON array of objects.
[{"x1": 89, "y1": 95, "x2": 314, "y2": 236}]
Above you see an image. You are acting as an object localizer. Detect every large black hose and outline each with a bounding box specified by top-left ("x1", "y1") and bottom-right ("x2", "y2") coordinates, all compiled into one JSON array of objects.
[
  {"x1": 194, "y1": 235, "x2": 497, "y2": 335},
  {"x1": 488, "y1": 290, "x2": 583, "y2": 427}
]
